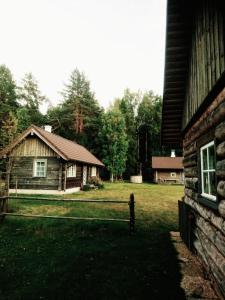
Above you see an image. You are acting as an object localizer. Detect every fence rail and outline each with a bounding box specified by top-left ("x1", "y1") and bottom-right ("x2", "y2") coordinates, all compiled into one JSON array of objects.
[
  {"x1": 9, "y1": 196, "x2": 128, "y2": 204},
  {"x1": 0, "y1": 194, "x2": 135, "y2": 233}
]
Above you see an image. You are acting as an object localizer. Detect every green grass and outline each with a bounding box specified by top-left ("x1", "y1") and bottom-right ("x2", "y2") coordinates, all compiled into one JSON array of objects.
[{"x1": 0, "y1": 183, "x2": 186, "y2": 300}]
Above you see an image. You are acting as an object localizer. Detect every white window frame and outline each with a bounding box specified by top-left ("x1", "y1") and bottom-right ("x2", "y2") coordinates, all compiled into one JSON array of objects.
[
  {"x1": 33, "y1": 159, "x2": 47, "y2": 177},
  {"x1": 67, "y1": 164, "x2": 77, "y2": 178},
  {"x1": 171, "y1": 172, "x2": 176, "y2": 177},
  {"x1": 200, "y1": 141, "x2": 216, "y2": 201},
  {"x1": 91, "y1": 166, "x2": 97, "y2": 177}
]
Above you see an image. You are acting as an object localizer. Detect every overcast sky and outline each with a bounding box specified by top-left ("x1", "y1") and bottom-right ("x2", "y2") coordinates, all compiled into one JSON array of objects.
[{"x1": 0, "y1": 0, "x2": 167, "y2": 110}]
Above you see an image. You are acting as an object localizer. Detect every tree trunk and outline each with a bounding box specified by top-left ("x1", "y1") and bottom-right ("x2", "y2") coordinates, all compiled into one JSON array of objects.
[{"x1": 110, "y1": 173, "x2": 114, "y2": 182}]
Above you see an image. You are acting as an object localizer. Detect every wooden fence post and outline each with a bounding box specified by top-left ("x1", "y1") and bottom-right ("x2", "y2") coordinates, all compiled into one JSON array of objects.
[
  {"x1": 0, "y1": 196, "x2": 7, "y2": 223},
  {"x1": 129, "y1": 193, "x2": 135, "y2": 233}
]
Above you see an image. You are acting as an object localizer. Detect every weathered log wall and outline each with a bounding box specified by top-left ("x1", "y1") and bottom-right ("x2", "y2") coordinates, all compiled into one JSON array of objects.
[
  {"x1": 183, "y1": 0, "x2": 225, "y2": 128},
  {"x1": 153, "y1": 169, "x2": 184, "y2": 184},
  {"x1": 183, "y1": 93, "x2": 225, "y2": 296},
  {"x1": 66, "y1": 163, "x2": 82, "y2": 189},
  {"x1": 10, "y1": 157, "x2": 61, "y2": 190}
]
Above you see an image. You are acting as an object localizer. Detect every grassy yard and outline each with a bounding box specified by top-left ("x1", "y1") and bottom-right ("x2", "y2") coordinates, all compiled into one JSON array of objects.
[{"x1": 0, "y1": 183, "x2": 186, "y2": 300}]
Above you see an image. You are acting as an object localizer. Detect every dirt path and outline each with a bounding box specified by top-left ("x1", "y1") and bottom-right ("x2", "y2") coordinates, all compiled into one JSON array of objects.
[{"x1": 170, "y1": 232, "x2": 221, "y2": 300}]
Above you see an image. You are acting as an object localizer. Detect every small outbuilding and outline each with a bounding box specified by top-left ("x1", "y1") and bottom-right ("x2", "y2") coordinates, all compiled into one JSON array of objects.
[
  {"x1": 0, "y1": 125, "x2": 104, "y2": 194},
  {"x1": 152, "y1": 156, "x2": 184, "y2": 184}
]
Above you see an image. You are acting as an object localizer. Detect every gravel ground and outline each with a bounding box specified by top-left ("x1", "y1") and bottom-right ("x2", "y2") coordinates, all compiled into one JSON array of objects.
[{"x1": 170, "y1": 232, "x2": 221, "y2": 300}]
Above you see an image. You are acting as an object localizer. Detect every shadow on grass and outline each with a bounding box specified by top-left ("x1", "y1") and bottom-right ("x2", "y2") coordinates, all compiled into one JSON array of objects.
[{"x1": 0, "y1": 216, "x2": 186, "y2": 300}]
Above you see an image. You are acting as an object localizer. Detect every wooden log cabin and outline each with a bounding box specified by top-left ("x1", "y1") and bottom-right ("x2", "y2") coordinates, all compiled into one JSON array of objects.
[
  {"x1": 0, "y1": 125, "x2": 104, "y2": 194},
  {"x1": 152, "y1": 156, "x2": 184, "y2": 184},
  {"x1": 162, "y1": 0, "x2": 225, "y2": 297}
]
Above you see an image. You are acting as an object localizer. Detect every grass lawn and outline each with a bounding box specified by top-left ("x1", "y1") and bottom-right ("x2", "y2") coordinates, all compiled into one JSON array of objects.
[{"x1": 0, "y1": 182, "x2": 186, "y2": 300}]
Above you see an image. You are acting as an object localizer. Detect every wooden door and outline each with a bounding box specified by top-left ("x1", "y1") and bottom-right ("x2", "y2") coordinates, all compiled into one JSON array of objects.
[{"x1": 83, "y1": 166, "x2": 87, "y2": 185}]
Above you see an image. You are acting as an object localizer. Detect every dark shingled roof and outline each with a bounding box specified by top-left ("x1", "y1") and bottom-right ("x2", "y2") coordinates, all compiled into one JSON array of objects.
[
  {"x1": 0, "y1": 125, "x2": 104, "y2": 167},
  {"x1": 152, "y1": 156, "x2": 183, "y2": 170}
]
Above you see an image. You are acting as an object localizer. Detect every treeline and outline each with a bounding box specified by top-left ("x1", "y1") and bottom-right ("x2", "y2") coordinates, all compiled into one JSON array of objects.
[{"x1": 0, "y1": 64, "x2": 167, "y2": 181}]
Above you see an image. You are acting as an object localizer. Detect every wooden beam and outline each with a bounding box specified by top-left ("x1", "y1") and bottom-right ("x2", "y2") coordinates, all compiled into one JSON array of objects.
[
  {"x1": 9, "y1": 196, "x2": 128, "y2": 204},
  {"x1": 3, "y1": 213, "x2": 129, "y2": 223}
]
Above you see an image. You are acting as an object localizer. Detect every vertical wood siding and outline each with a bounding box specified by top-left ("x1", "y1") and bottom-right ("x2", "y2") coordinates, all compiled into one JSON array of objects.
[
  {"x1": 183, "y1": 1, "x2": 225, "y2": 128},
  {"x1": 12, "y1": 137, "x2": 57, "y2": 157}
]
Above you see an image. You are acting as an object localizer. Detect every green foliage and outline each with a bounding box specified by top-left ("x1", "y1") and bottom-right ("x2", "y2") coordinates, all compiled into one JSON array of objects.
[
  {"x1": 17, "y1": 73, "x2": 46, "y2": 131},
  {"x1": 0, "y1": 111, "x2": 18, "y2": 148},
  {"x1": 137, "y1": 91, "x2": 162, "y2": 156},
  {"x1": 119, "y1": 89, "x2": 140, "y2": 178},
  {"x1": 0, "y1": 65, "x2": 18, "y2": 149},
  {"x1": 47, "y1": 69, "x2": 103, "y2": 157},
  {"x1": 88, "y1": 176, "x2": 104, "y2": 189},
  {"x1": 0, "y1": 65, "x2": 18, "y2": 111},
  {"x1": 100, "y1": 110, "x2": 128, "y2": 182},
  {"x1": 0, "y1": 65, "x2": 168, "y2": 182},
  {"x1": 0, "y1": 183, "x2": 185, "y2": 300},
  {"x1": 17, "y1": 73, "x2": 46, "y2": 110}
]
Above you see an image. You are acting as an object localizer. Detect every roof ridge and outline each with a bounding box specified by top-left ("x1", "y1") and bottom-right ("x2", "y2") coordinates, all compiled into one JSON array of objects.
[{"x1": 32, "y1": 125, "x2": 78, "y2": 145}]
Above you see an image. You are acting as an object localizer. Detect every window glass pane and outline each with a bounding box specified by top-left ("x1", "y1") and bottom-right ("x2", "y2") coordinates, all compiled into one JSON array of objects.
[
  {"x1": 202, "y1": 149, "x2": 208, "y2": 170},
  {"x1": 208, "y1": 145, "x2": 215, "y2": 169},
  {"x1": 203, "y1": 172, "x2": 209, "y2": 194},
  {"x1": 35, "y1": 160, "x2": 46, "y2": 177},
  {"x1": 92, "y1": 167, "x2": 96, "y2": 176},
  {"x1": 67, "y1": 164, "x2": 76, "y2": 177},
  {"x1": 209, "y1": 172, "x2": 216, "y2": 196}
]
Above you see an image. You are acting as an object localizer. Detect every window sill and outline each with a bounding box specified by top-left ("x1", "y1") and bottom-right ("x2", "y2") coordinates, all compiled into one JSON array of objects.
[
  {"x1": 197, "y1": 196, "x2": 218, "y2": 211},
  {"x1": 201, "y1": 193, "x2": 216, "y2": 202}
]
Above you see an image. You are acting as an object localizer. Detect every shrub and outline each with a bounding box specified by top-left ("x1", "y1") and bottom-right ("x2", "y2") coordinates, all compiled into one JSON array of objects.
[
  {"x1": 88, "y1": 177, "x2": 104, "y2": 189},
  {"x1": 82, "y1": 184, "x2": 91, "y2": 191}
]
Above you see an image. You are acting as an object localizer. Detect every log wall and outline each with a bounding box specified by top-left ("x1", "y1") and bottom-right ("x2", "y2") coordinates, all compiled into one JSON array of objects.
[
  {"x1": 10, "y1": 157, "x2": 61, "y2": 190},
  {"x1": 153, "y1": 170, "x2": 184, "y2": 184},
  {"x1": 66, "y1": 163, "x2": 82, "y2": 189},
  {"x1": 183, "y1": 0, "x2": 225, "y2": 129},
  {"x1": 183, "y1": 90, "x2": 225, "y2": 297}
]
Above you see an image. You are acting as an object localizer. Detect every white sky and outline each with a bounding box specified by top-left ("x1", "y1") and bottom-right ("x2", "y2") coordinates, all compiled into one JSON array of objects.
[{"x1": 0, "y1": 0, "x2": 167, "y2": 110}]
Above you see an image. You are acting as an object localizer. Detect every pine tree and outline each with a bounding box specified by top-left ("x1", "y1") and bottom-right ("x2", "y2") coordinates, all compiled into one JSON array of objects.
[
  {"x1": 17, "y1": 73, "x2": 46, "y2": 131},
  {"x1": 0, "y1": 65, "x2": 18, "y2": 149},
  {"x1": 119, "y1": 89, "x2": 140, "y2": 178},
  {"x1": 48, "y1": 69, "x2": 103, "y2": 156}
]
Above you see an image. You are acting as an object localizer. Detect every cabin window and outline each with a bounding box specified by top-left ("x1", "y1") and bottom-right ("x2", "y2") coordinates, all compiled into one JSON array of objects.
[
  {"x1": 200, "y1": 141, "x2": 216, "y2": 201},
  {"x1": 33, "y1": 159, "x2": 47, "y2": 177},
  {"x1": 171, "y1": 172, "x2": 176, "y2": 177},
  {"x1": 67, "y1": 164, "x2": 76, "y2": 177},
  {"x1": 91, "y1": 166, "x2": 97, "y2": 177}
]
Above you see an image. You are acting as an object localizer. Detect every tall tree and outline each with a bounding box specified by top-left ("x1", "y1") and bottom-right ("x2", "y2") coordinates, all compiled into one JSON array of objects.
[
  {"x1": 119, "y1": 89, "x2": 140, "y2": 178},
  {"x1": 17, "y1": 73, "x2": 46, "y2": 131},
  {"x1": 137, "y1": 91, "x2": 162, "y2": 156},
  {"x1": 136, "y1": 91, "x2": 162, "y2": 180},
  {"x1": 47, "y1": 69, "x2": 103, "y2": 156},
  {"x1": 0, "y1": 65, "x2": 18, "y2": 149},
  {"x1": 100, "y1": 110, "x2": 128, "y2": 182}
]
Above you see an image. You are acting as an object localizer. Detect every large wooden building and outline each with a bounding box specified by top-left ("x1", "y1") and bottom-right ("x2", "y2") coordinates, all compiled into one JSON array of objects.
[
  {"x1": 0, "y1": 125, "x2": 104, "y2": 194},
  {"x1": 162, "y1": 0, "x2": 225, "y2": 297}
]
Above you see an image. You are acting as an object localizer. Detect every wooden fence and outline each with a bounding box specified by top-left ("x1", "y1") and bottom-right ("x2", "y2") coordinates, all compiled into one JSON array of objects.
[{"x1": 0, "y1": 194, "x2": 135, "y2": 233}]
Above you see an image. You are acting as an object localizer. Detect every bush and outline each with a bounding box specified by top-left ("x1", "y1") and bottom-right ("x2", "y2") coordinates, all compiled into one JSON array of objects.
[
  {"x1": 83, "y1": 184, "x2": 91, "y2": 191},
  {"x1": 87, "y1": 177, "x2": 104, "y2": 189}
]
